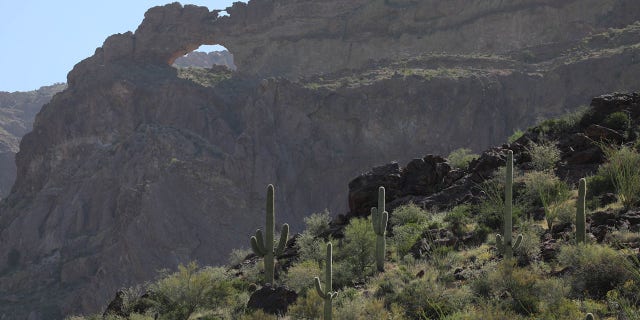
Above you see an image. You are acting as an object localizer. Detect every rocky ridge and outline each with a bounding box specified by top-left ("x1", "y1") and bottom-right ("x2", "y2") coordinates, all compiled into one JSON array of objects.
[{"x1": 0, "y1": 1, "x2": 639, "y2": 318}]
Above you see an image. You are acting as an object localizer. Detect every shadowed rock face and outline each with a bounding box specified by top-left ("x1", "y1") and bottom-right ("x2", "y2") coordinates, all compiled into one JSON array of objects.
[
  {"x1": 0, "y1": 84, "x2": 66, "y2": 197},
  {"x1": 1, "y1": 1, "x2": 640, "y2": 318}
]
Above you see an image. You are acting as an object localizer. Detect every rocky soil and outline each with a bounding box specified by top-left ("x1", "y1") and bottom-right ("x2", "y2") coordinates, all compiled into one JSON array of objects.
[{"x1": 0, "y1": 1, "x2": 639, "y2": 318}]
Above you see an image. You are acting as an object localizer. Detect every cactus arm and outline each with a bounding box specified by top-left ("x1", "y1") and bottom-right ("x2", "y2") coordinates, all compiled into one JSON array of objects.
[
  {"x1": 250, "y1": 234, "x2": 267, "y2": 256},
  {"x1": 314, "y1": 277, "x2": 328, "y2": 299},
  {"x1": 371, "y1": 207, "x2": 380, "y2": 232},
  {"x1": 513, "y1": 234, "x2": 523, "y2": 251},
  {"x1": 576, "y1": 178, "x2": 587, "y2": 244},
  {"x1": 275, "y1": 223, "x2": 290, "y2": 256}
]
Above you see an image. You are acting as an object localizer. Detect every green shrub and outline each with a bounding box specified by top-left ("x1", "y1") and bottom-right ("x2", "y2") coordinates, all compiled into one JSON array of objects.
[
  {"x1": 338, "y1": 218, "x2": 376, "y2": 280},
  {"x1": 476, "y1": 169, "x2": 525, "y2": 230},
  {"x1": 304, "y1": 210, "x2": 332, "y2": 237},
  {"x1": 284, "y1": 260, "x2": 323, "y2": 294},
  {"x1": 522, "y1": 171, "x2": 571, "y2": 230},
  {"x1": 447, "y1": 148, "x2": 480, "y2": 170},
  {"x1": 228, "y1": 248, "x2": 252, "y2": 266},
  {"x1": 603, "y1": 111, "x2": 630, "y2": 131},
  {"x1": 487, "y1": 262, "x2": 541, "y2": 315},
  {"x1": 287, "y1": 291, "x2": 323, "y2": 319},
  {"x1": 585, "y1": 174, "x2": 615, "y2": 207},
  {"x1": 557, "y1": 244, "x2": 635, "y2": 299},
  {"x1": 514, "y1": 221, "x2": 543, "y2": 264},
  {"x1": 390, "y1": 278, "x2": 460, "y2": 319},
  {"x1": 444, "y1": 205, "x2": 471, "y2": 237},
  {"x1": 391, "y1": 222, "x2": 428, "y2": 258},
  {"x1": 296, "y1": 231, "x2": 326, "y2": 265},
  {"x1": 508, "y1": 129, "x2": 525, "y2": 144},
  {"x1": 528, "y1": 140, "x2": 561, "y2": 171},
  {"x1": 598, "y1": 145, "x2": 640, "y2": 207},
  {"x1": 149, "y1": 263, "x2": 240, "y2": 320},
  {"x1": 390, "y1": 203, "x2": 429, "y2": 226}
]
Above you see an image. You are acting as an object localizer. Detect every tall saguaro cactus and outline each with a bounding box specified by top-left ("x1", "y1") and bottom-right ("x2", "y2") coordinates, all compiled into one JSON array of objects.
[
  {"x1": 314, "y1": 242, "x2": 337, "y2": 320},
  {"x1": 371, "y1": 186, "x2": 388, "y2": 272},
  {"x1": 250, "y1": 184, "x2": 289, "y2": 285},
  {"x1": 576, "y1": 178, "x2": 587, "y2": 244},
  {"x1": 496, "y1": 150, "x2": 523, "y2": 259}
]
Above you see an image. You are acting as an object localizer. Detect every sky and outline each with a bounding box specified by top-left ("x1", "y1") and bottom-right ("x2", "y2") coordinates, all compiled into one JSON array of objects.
[{"x1": 0, "y1": 1, "x2": 244, "y2": 92}]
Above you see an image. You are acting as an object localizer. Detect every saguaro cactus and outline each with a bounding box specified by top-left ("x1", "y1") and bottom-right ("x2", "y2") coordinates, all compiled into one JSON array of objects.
[
  {"x1": 314, "y1": 242, "x2": 337, "y2": 320},
  {"x1": 576, "y1": 178, "x2": 587, "y2": 244},
  {"x1": 371, "y1": 186, "x2": 388, "y2": 272},
  {"x1": 496, "y1": 150, "x2": 523, "y2": 259},
  {"x1": 250, "y1": 184, "x2": 289, "y2": 285}
]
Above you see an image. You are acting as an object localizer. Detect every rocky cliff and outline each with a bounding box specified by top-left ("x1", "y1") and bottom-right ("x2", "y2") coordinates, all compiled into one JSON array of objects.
[
  {"x1": 1, "y1": 1, "x2": 640, "y2": 318},
  {"x1": 0, "y1": 84, "x2": 65, "y2": 197}
]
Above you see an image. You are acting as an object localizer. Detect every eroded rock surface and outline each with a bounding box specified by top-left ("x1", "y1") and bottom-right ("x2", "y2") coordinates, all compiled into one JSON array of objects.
[{"x1": 1, "y1": 1, "x2": 640, "y2": 318}]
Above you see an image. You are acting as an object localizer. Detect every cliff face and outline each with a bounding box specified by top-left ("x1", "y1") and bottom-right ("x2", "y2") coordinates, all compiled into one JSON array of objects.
[
  {"x1": 0, "y1": 84, "x2": 65, "y2": 197},
  {"x1": 1, "y1": 1, "x2": 639, "y2": 318}
]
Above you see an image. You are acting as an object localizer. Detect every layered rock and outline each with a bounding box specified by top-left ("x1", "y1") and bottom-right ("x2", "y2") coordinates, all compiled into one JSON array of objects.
[{"x1": 0, "y1": 1, "x2": 639, "y2": 319}]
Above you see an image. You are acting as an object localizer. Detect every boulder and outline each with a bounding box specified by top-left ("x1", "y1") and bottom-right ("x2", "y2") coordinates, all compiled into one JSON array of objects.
[{"x1": 247, "y1": 284, "x2": 298, "y2": 315}]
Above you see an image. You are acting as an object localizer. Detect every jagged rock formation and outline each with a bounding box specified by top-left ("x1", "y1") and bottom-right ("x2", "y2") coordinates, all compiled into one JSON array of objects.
[
  {"x1": 0, "y1": 84, "x2": 65, "y2": 197},
  {"x1": 1, "y1": 1, "x2": 640, "y2": 318},
  {"x1": 173, "y1": 50, "x2": 236, "y2": 70}
]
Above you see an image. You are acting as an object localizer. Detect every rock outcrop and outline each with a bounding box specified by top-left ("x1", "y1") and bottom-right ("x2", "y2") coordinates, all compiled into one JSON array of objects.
[
  {"x1": 0, "y1": 1, "x2": 640, "y2": 319},
  {"x1": 0, "y1": 84, "x2": 65, "y2": 197}
]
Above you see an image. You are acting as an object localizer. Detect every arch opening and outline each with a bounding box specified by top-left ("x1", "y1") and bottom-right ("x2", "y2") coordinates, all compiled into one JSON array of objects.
[{"x1": 173, "y1": 44, "x2": 236, "y2": 71}]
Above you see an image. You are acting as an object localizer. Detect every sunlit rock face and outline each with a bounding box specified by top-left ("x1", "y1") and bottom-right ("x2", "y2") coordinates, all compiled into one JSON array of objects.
[{"x1": 0, "y1": 1, "x2": 639, "y2": 318}]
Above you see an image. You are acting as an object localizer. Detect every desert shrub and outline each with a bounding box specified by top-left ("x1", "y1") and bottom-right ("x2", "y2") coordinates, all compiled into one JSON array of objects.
[
  {"x1": 486, "y1": 262, "x2": 541, "y2": 315},
  {"x1": 228, "y1": 248, "x2": 252, "y2": 266},
  {"x1": 296, "y1": 231, "x2": 326, "y2": 265},
  {"x1": 603, "y1": 111, "x2": 630, "y2": 131},
  {"x1": 528, "y1": 140, "x2": 561, "y2": 171},
  {"x1": 585, "y1": 174, "x2": 615, "y2": 208},
  {"x1": 508, "y1": 129, "x2": 525, "y2": 144},
  {"x1": 304, "y1": 210, "x2": 332, "y2": 237},
  {"x1": 239, "y1": 309, "x2": 276, "y2": 320},
  {"x1": 149, "y1": 263, "x2": 240, "y2": 320},
  {"x1": 338, "y1": 218, "x2": 376, "y2": 279},
  {"x1": 537, "y1": 106, "x2": 588, "y2": 135},
  {"x1": 390, "y1": 203, "x2": 429, "y2": 226},
  {"x1": 391, "y1": 222, "x2": 427, "y2": 258},
  {"x1": 287, "y1": 291, "x2": 323, "y2": 319},
  {"x1": 598, "y1": 145, "x2": 640, "y2": 207},
  {"x1": 476, "y1": 168, "x2": 525, "y2": 230},
  {"x1": 522, "y1": 171, "x2": 571, "y2": 230},
  {"x1": 447, "y1": 148, "x2": 480, "y2": 170},
  {"x1": 444, "y1": 205, "x2": 471, "y2": 237},
  {"x1": 557, "y1": 244, "x2": 635, "y2": 299},
  {"x1": 514, "y1": 221, "x2": 543, "y2": 264},
  {"x1": 284, "y1": 260, "x2": 322, "y2": 294},
  {"x1": 389, "y1": 278, "x2": 463, "y2": 319}
]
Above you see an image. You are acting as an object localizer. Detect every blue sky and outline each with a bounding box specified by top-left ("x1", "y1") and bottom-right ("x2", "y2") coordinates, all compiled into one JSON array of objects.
[{"x1": 0, "y1": 1, "x2": 243, "y2": 92}]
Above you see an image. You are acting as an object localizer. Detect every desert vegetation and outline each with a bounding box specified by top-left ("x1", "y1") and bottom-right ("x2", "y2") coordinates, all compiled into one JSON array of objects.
[{"x1": 68, "y1": 99, "x2": 640, "y2": 320}]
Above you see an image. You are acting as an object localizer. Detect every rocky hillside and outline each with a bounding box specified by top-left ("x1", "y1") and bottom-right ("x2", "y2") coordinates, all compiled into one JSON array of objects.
[
  {"x1": 74, "y1": 92, "x2": 640, "y2": 320},
  {"x1": 0, "y1": 1, "x2": 639, "y2": 318},
  {"x1": 0, "y1": 84, "x2": 66, "y2": 196}
]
